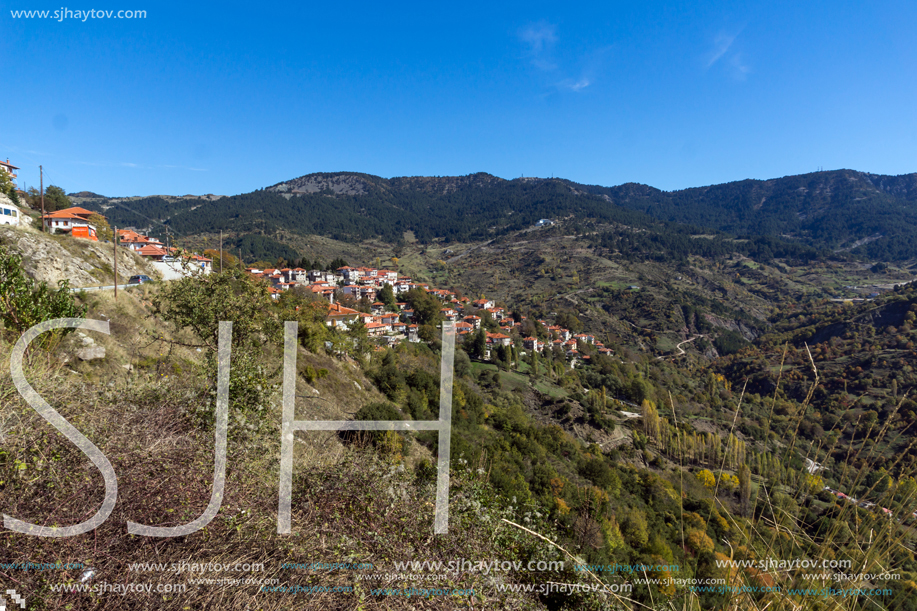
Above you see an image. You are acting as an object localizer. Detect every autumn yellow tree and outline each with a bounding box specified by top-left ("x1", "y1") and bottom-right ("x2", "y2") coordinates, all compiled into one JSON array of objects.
[
  {"x1": 687, "y1": 529, "x2": 714, "y2": 554},
  {"x1": 696, "y1": 469, "x2": 716, "y2": 490},
  {"x1": 88, "y1": 213, "x2": 113, "y2": 242}
]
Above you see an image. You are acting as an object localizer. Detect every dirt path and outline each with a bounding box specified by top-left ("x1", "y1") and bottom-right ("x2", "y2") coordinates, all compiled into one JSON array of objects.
[{"x1": 655, "y1": 335, "x2": 703, "y2": 360}]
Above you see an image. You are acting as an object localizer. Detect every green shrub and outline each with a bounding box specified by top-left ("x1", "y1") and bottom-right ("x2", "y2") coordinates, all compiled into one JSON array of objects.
[{"x1": 0, "y1": 245, "x2": 85, "y2": 345}]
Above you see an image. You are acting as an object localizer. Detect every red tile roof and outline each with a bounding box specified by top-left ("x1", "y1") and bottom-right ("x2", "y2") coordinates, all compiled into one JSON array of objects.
[{"x1": 136, "y1": 245, "x2": 169, "y2": 257}]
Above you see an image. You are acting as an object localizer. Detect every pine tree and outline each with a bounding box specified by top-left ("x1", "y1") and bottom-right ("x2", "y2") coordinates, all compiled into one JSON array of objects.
[{"x1": 738, "y1": 464, "x2": 752, "y2": 516}]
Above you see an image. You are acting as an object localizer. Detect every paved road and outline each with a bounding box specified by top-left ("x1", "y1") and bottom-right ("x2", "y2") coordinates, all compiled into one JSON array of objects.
[{"x1": 69, "y1": 283, "x2": 135, "y2": 292}]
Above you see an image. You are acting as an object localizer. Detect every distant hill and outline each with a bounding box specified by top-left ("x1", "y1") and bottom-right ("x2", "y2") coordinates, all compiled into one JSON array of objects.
[
  {"x1": 579, "y1": 169, "x2": 917, "y2": 260},
  {"x1": 76, "y1": 169, "x2": 917, "y2": 261}
]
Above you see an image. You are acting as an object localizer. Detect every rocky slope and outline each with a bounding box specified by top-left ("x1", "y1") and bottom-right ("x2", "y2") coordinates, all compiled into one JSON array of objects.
[{"x1": 0, "y1": 221, "x2": 159, "y2": 287}]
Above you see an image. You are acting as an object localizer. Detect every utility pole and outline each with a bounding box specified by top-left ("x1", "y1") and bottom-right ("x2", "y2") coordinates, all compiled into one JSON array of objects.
[
  {"x1": 40, "y1": 165, "x2": 45, "y2": 232},
  {"x1": 113, "y1": 225, "x2": 118, "y2": 301},
  {"x1": 219, "y1": 230, "x2": 223, "y2": 273}
]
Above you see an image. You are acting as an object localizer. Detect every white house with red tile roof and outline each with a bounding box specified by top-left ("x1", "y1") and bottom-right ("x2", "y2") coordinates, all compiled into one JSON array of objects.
[
  {"x1": 337, "y1": 266, "x2": 364, "y2": 282},
  {"x1": 42, "y1": 206, "x2": 102, "y2": 240},
  {"x1": 485, "y1": 307, "x2": 506, "y2": 321},
  {"x1": 486, "y1": 332, "x2": 512, "y2": 347},
  {"x1": 306, "y1": 284, "x2": 336, "y2": 302},
  {"x1": 365, "y1": 322, "x2": 389, "y2": 337},
  {"x1": 430, "y1": 289, "x2": 455, "y2": 302},
  {"x1": 121, "y1": 236, "x2": 165, "y2": 251},
  {"x1": 462, "y1": 315, "x2": 481, "y2": 329},
  {"x1": 308, "y1": 270, "x2": 336, "y2": 283},
  {"x1": 472, "y1": 298, "x2": 495, "y2": 309},
  {"x1": 523, "y1": 337, "x2": 542, "y2": 351},
  {"x1": 135, "y1": 244, "x2": 170, "y2": 260},
  {"x1": 0, "y1": 159, "x2": 19, "y2": 185},
  {"x1": 325, "y1": 303, "x2": 361, "y2": 329}
]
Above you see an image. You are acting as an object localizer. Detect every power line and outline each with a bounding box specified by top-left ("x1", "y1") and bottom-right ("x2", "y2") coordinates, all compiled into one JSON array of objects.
[{"x1": 100, "y1": 198, "x2": 192, "y2": 240}]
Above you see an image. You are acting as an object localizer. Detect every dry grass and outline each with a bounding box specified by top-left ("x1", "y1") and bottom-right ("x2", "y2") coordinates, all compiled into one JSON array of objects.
[
  {"x1": 3, "y1": 285, "x2": 915, "y2": 610},
  {"x1": 0, "y1": 297, "x2": 589, "y2": 611}
]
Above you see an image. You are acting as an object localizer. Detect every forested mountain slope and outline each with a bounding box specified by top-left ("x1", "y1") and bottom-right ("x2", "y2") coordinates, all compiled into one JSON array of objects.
[{"x1": 72, "y1": 169, "x2": 917, "y2": 261}]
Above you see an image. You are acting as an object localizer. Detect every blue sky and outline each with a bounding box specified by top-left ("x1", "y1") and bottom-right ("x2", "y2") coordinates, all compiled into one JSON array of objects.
[{"x1": 2, "y1": 1, "x2": 915, "y2": 196}]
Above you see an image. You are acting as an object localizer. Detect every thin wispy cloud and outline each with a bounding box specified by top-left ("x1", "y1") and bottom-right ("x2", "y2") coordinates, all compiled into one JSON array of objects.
[
  {"x1": 705, "y1": 28, "x2": 751, "y2": 80},
  {"x1": 161, "y1": 164, "x2": 208, "y2": 172},
  {"x1": 72, "y1": 160, "x2": 111, "y2": 167},
  {"x1": 519, "y1": 21, "x2": 558, "y2": 71},
  {"x1": 71, "y1": 160, "x2": 207, "y2": 171},
  {"x1": 706, "y1": 33, "x2": 737, "y2": 68},
  {"x1": 0, "y1": 143, "x2": 51, "y2": 157},
  {"x1": 519, "y1": 21, "x2": 598, "y2": 94},
  {"x1": 729, "y1": 54, "x2": 750, "y2": 80},
  {"x1": 557, "y1": 77, "x2": 591, "y2": 92}
]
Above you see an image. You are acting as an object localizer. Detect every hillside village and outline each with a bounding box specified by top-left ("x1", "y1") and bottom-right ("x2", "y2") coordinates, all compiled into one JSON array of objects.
[
  {"x1": 8, "y1": 158, "x2": 917, "y2": 610},
  {"x1": 243, "y1": 262, "x2": 614, "y2": 365},
  {"x1": 1, "y1": 158, "x2": 607, "y2": 370}
]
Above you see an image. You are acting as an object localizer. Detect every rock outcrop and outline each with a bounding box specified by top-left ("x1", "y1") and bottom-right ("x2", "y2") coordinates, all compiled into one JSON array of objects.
[{"x1": 0, "y1": 224, "x2": 159, "y2": 287}]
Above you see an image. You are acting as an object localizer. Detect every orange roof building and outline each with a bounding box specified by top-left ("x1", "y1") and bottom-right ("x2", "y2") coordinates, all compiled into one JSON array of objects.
[{"x1": 41, "y1": 207, "x2": 103, "y2": 241}]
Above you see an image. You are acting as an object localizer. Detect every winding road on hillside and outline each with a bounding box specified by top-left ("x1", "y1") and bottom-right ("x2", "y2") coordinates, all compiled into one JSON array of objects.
[{"x1": 656, "y1": 336, "x2": 703, "y2": 360}]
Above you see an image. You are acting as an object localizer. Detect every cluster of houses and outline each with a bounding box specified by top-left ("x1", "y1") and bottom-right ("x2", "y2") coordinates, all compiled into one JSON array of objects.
[
  {"x1": 32, "y1": 204, "x2": 215, "y2": 275},
  {"x1": 823, "y1": 486, "x2": 899, "y2": 519},
  {"x1": 0, "y1": 159, "x2": 99, "y2": 235},
  {"x1": 246, "y1": 265, "x2": 407, "y2": 303},
  {"x1": 117, "y1": 229, "x2": 213, "y2": 272},
  {"x1": 247, "y1": 265, "x2": 614, "y2": 363}
]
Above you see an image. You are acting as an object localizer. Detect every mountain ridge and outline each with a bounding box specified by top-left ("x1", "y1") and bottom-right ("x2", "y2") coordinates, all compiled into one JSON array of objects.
[{"x1": 71, "y1": 168, "x2": 917, "y2": 261}]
